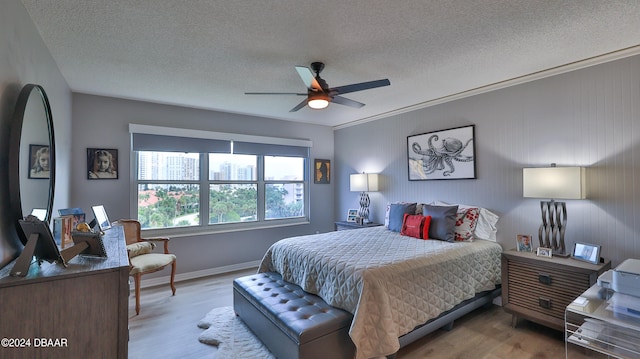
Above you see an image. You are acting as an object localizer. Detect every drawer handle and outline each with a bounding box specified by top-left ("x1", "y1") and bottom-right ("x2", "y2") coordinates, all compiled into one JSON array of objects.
[
  {"x1": 538, "y1": 273, "x2": 552, "y2": 285},
  {"x1": 538, "y1": 297, "x2": 552, "y2": 309}
]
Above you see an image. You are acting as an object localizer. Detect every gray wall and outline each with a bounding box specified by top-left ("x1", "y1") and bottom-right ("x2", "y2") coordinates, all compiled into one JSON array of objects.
[
  {"x1": 0, "y1": 0, "x2": 72, "y2": 269},
  {"x1": 335, "y1": 54, "x2": 640, "y2": 267},
  {"x1": 71, "y1": 93, "x2": 335, "y2": 276}
]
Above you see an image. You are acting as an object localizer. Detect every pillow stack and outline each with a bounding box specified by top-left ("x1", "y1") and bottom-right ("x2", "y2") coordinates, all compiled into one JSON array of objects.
[{"x1": 385, "y1": 201, "x2": 498, "y2": 242}]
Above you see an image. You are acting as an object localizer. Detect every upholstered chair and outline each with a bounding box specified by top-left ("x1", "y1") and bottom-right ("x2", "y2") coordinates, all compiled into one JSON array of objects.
[{"x1": 117, "y1": 219, "x2": 176, "y2": 315}]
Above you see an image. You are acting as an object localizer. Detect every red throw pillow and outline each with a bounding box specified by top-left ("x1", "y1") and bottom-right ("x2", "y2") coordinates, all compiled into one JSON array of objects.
[
  {"x1": 422, "y1": 215, "x2": 432, "y2": 240},
  {"x1": 401, "y1": 214, "x2": 425, "y2": 239}
]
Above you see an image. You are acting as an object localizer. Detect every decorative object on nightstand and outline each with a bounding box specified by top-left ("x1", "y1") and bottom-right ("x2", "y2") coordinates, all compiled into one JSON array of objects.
[
  {"x1": 523, "y1": 164, "x2": 586, "y2": 256},
  {"x1": 516, "y1": 234, "x2": 533, "y2": 252},
  {"x1": 350, "y1": 173, "x2": 379, "y2": 223},
  {"x1": 501, "y1": 249, "x2": 610, "y2": 331}
]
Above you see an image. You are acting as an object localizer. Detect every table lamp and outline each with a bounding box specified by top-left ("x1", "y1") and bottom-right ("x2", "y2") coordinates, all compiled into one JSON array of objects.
[
  {"x1": 523, "y1": 165, "x2": 586, "y2": 256},
  {"x1": 350, "y1": 173, "x2": 379, "y2": 223}
]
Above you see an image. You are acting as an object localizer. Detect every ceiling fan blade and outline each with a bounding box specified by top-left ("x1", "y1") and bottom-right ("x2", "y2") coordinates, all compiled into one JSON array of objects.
[
  {"x1": 289, "y1": 98, "x2": 309, "y2": 112},
  {"x1": 295, "y1": 66, "x2": 323, "y2": 91},
  {"x1": 331, "y1": 95, "x2": 365, "y2": 108},
  {"x1": 245, "y1": 92, "x2": 306, "y2": 96},
  {"x1": 331, "y1": 79, "x2": 390, "y2": 95}
]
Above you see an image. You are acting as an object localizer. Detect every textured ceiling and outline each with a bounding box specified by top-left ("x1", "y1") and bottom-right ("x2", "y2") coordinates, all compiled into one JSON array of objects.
[{"x1": 21, "y1": 0, "x2": 640, "y2": 128}]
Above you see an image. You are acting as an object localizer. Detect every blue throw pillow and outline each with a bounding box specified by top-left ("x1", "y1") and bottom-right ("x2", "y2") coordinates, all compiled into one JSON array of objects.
[
  {"x1": 421, "y1": 204, "x2": 459, "y2": 242},
  {"x1": 388, "y1": 203, "x2": 417, "y2": 232}
]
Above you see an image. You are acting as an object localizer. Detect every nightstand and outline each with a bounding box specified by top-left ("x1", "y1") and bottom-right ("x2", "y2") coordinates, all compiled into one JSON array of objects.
[
  {"x1": 501, "y1": 249, "x2": 611, "y2": 331},
  {"x1": 334, "y1": 221, "x2": 382, "y2": 231}
]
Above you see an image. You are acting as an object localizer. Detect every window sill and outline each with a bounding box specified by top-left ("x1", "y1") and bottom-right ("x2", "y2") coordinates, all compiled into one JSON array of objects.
[{"x1": 140, "y1": 218, "x2": 310, "y2": 239}]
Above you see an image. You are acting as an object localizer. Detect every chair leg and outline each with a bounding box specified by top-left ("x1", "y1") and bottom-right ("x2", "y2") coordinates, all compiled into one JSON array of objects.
[
  {"x1": 134, "y1": 273, "x2": 141, "y2": 315},
  {"x1": 170, "y1": 260, "x2": 176, "y2": 296}
]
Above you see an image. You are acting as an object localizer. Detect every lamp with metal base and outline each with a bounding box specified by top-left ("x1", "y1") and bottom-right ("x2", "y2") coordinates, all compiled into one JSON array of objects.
[
  {"x1": 523, "y1": 165, "x2": 586, "y2": 257},
  {"x1": 350, "y1": 173, "x2": 379, "y2": 223}
]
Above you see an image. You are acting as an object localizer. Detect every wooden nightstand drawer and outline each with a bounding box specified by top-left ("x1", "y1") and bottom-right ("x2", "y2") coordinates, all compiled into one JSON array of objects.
[{"x1": 502, "y1": 250, "x2": 610, "y2": 331}]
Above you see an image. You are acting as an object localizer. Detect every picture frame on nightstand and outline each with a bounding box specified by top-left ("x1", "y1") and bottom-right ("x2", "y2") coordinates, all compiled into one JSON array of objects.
[
  {"x1": 536, "y1": 247, "x2": 553, "y2": 258},
  {"x1": 571, "y1": 242, "x2": 601, "y2": 264},
  {"x1": 347, "y1": 209, "x2": 358, "y2": 222},
  {"x1": 516, "y1": 234, "x2": 533, "y2": 252}
]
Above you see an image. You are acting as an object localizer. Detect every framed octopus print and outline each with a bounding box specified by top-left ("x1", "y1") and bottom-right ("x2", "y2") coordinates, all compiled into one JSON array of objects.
[{"x1": 407, "y1": 125, "x2": 476, "y2": 180}]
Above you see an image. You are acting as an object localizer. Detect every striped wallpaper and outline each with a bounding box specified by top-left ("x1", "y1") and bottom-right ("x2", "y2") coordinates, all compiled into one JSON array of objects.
[{"x1": 335, "y1": 54, "x2": 640, "y2": 267}]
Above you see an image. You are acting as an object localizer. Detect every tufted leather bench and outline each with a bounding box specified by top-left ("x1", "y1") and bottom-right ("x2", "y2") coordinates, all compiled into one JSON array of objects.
[{"x1": 233, "y1": 272, "x2": 355, "y2": 359}]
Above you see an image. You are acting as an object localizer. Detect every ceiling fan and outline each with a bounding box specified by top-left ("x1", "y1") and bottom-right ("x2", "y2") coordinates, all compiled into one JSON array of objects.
[{"x1": 245, "y1": 62, "x2": 390, "y2": 112}]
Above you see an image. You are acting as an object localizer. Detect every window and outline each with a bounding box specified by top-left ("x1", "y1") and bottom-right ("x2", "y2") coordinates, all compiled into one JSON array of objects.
[
  {"x1": 131, "y1": 126, "x2": 311, "y2": 232},
  {"x1": 137, "y1": 152, "x2": 201, "y2": 229}
]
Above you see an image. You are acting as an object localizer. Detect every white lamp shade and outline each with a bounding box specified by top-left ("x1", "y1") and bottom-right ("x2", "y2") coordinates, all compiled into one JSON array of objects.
[
  {"x1": 350, "y1": 173, "x2": 379, "y2": 192},
  {"x1": 523, "y1": 167, "x2": 586, "y2": 199}
]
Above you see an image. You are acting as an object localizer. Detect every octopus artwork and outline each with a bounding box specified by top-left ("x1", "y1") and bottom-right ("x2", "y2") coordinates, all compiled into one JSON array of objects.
[{"x1": 411, "y1": 135, "x2": 474, "y2": 177}]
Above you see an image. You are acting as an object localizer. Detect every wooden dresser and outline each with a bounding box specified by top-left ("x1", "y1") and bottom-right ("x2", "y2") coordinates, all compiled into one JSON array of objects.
[
  {"x1": 501, "y1": 249, "x2": 610, "y2": 331},
  {"x1": 0, "y1": 225, "x2": 129, "y2": 359}
]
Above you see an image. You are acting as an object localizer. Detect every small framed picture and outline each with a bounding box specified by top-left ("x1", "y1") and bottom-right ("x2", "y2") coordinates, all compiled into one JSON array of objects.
[
  {"x1": 87, "y1": 148, "x2": 118, "y2": 180},
  {"x1": 571, "y1": 242, "x2": 601, "y2": 264},
  {"x1": 536, "y1": 247, "x2": 553, "y2": 258},
  {"x1": 347, "y1": 209, "x2": 358, "y2": 222},
  {"x1": 314, "y1": 159, "x2": 330, "y2": 184},
  {"x1": 28, "y1": 144, "x2": 50, "y2": 179},
  {"x1": 516, "y1": 234, "x2": 533, "y2": 252}
]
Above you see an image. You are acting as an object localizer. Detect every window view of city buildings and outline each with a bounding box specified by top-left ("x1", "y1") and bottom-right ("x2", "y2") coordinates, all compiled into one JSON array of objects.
[{"x1": 136, "y1": 152, "x2": 305, "y2": 229}]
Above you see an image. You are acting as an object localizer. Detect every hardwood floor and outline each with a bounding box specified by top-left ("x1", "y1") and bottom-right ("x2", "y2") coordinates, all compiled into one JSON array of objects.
[{"x1": 128, "y1": 269, "x2": 597, "y2": 359}]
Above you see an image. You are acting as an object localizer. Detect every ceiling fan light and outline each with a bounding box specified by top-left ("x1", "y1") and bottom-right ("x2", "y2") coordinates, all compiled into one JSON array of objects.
[{"x1": 307, "y1": 94, "x2": 329, "y2": 109}]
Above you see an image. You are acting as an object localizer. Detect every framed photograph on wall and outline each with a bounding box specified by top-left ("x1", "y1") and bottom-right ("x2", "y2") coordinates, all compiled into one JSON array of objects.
[
  {"x1": 314, "y1": 159, "x2": 330, "y2": 184},
  {"x1": 407, "y1": 125, "x2": 476, "y2": 180},
  {"x1": 516, "y1": 234, "x2": 533, "y2": 252},
  {"x1": 28, "y1": 144, "x2": 50, "y2": 179},
  {"x1": 87, "y1": 148, "x2": 118, "y2": 180}
]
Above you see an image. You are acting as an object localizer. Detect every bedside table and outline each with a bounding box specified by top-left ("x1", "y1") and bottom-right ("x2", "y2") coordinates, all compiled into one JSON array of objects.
[
  {"x1": 334, "y1": 221, "x2": 382, "y2": 231},
  {"x1": 501, "y1": 249, "x2": 611, "y2": 331}
]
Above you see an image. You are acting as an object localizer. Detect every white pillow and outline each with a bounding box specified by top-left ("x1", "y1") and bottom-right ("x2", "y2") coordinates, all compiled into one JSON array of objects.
[{"x1": 431, "y1": 200, "x2": 499, "y2": 241}]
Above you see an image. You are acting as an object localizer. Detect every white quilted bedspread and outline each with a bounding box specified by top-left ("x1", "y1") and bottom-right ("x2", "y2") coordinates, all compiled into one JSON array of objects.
[{"x1": 258, "y1": 226, "x2": 502, "y2": 359}]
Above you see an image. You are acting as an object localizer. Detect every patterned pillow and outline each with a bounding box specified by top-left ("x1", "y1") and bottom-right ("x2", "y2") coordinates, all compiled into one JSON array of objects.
[
  {"x1": 401, "y1": 214, "x2": 425, "y2": 239},
  {"x1": 454, "y1": 207, "x2": 480, "y2": 241},
  {"x1": 430, "y1": 200, "x2": 499, "y2": 241}
]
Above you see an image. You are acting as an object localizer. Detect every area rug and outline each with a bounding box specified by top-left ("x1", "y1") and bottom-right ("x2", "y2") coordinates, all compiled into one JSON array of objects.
[{"x1": 197, "y1": 306, "x2": 274, "y2": 359}]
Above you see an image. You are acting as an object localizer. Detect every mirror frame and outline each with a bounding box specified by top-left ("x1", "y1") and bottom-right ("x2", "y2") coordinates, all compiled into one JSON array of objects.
[{"x1": 8, "y1": 84, "x2": 56, "y2": 244}]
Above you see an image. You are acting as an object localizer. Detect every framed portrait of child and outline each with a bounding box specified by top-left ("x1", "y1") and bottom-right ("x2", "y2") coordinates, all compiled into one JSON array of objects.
[
  {"x1": 516, "y1": 234, "x2": 533, "y2": 252},
  {"x1": 87, "y1": 148, "x2": 118, "y2": 180}
]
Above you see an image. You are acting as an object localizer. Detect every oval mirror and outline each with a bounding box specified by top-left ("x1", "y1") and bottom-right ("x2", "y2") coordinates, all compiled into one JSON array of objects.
[{"x1": 8, "y1": 84, "x2": 55, "y2": 244}]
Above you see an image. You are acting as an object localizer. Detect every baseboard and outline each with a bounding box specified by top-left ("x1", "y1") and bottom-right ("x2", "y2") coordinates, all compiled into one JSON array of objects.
[{"x1": 135, "y1": 260, "x2": 260, "y2": 290}]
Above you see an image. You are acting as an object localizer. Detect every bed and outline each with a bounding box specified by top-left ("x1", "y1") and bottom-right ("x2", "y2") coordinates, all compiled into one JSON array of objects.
[{"x1": 257, "y1": 202, "x2": 502, "y2": 359}]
